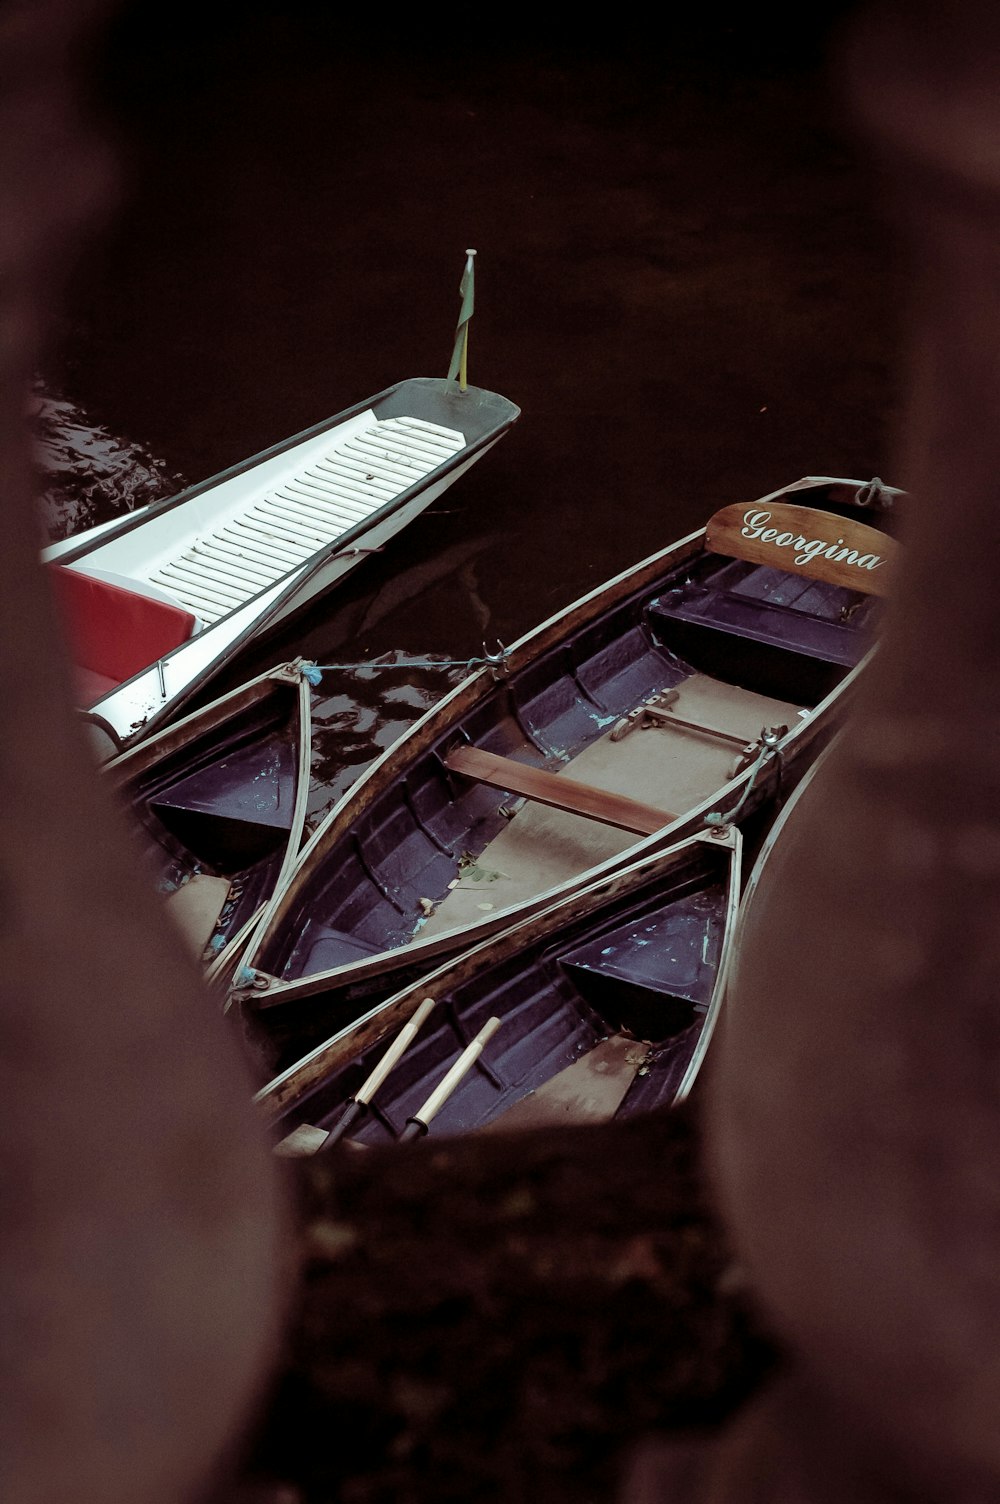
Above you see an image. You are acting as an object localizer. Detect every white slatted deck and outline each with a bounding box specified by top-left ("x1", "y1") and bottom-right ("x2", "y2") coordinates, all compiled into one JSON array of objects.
[{"x1": 146, "y1": 415, "x2": 464, "y2": 626}]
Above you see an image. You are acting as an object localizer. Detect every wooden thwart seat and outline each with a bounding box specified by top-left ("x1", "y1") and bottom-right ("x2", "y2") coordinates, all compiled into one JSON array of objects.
[{"x1": 442, "y1": 743, "x2": 675, "y2": 837}]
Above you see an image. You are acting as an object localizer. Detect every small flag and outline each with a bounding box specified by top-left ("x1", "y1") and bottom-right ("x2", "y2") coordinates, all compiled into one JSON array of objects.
[{"x1": 447, "y1": 248, "x2": 476, "y2": 389}]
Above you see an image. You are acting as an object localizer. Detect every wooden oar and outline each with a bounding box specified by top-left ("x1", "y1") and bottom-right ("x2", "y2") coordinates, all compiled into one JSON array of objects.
[
  {"x1": 291, "y1": 995, "x2": 439, "y2": 1152},
  {"x1": 399, "y1": 1016, "x2": 503, "y2": 1142},
  {"x1": 272, "y1": 997, "x2": 445, "y2": 1157},
  {"x1": 269, "y1": 992, "x2": 442, "y2": 1155}
]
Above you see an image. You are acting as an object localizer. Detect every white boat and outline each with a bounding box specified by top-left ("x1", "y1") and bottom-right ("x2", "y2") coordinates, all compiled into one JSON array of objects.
[{"x1": 43, "y1": 374, "x2": 520, "y2": 757}]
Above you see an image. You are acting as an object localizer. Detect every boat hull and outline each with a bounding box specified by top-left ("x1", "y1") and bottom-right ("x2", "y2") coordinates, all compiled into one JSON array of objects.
[
  {"x1": 105, "y1": 660, "x2": 315, "y2": 975},
  {"x1": 257, "y1": 828, "x2": 743, "y2": 1142}
]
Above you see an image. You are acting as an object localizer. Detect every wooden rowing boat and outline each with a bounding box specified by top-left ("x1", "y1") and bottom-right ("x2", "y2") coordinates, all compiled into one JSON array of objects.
[
  {"x1": 258, "y1": 826, "x2": 743, "y2": 1148},
  {"x1": 104, "y1": 658, "x2": 317, "y2": 981},
  {"x1": 43, "y1": 374, "x2": 519, "y2": 758},
  {"x1": 232, "y1": 473, "x2": 901, "y2": 1057}
]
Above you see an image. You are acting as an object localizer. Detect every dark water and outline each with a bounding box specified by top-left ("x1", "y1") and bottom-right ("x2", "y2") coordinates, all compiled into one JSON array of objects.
[{"x1": 37, "y1": 4, "x2": 902, "y2": 810}]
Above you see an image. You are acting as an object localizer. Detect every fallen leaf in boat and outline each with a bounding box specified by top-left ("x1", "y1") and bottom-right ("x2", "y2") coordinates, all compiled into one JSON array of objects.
[{"x1": 458, "y1": 850, "x2": 507, "y2": 882}]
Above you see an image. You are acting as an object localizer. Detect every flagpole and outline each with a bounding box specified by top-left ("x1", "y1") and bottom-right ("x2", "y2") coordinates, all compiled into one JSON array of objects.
[{"x1": 447, "y1": 248, "x2": 476, "y2": 392}]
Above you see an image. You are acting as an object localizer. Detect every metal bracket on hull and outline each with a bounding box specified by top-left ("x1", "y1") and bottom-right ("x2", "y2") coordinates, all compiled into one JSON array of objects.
[
  {"x1": 610, "y1": 688, "x2": 755, "y2": 755},
  {"x1": 227, "y1": 966, "x2": 281, "y2": 1000},
  {"x1": 728, "y1": 725, "x2": 789, "y2": 778}
]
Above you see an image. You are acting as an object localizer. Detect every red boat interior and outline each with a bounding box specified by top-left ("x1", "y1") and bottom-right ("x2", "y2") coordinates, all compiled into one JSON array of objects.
[{"x1": 47, "y1": 564, "x2": 197, "y2": 705}]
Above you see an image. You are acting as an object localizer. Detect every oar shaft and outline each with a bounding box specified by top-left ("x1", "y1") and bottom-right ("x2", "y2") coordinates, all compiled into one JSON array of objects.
[
  {"x1": 401, "y1": 1016, "x2": 502, "y2": 1140},
  {"x1": 355, "y1": 997, "x2": 437, "y2": 1105}
]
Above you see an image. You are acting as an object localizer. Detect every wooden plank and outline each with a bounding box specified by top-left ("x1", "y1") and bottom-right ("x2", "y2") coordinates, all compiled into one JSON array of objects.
[
  {"x1": 273, "y1": 1123, "x2": 329, "y2": 1157},
  {"x1": 478, "y1": 1036, "x2": 649, "y2": 1132},
  {"x1": 705, "y1": 501, "x2": 896, "y2": 596},
  {"x1": 442, "y1": 744, "x2": 674, "y2": 836},
  {"x1": 164, "y1": 873, "x2": 232, "y2": 957}
]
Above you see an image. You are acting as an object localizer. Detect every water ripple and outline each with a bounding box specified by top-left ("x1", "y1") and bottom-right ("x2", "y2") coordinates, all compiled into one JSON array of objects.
[{"x1": 29, "y1": 379, "x2": 187, "y2": 543}]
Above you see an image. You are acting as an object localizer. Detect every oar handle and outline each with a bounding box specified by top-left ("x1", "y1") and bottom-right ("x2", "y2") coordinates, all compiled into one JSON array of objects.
[
  {"x1": 321, "y1": 997, "x2": 438, "y2": 1150},
  {"x1": 321, "y1": 1096, "x2": 365, "y2": 1147},
  {"x1": 400, "y1": 1016, "x2": 502, "y2": 1142}
]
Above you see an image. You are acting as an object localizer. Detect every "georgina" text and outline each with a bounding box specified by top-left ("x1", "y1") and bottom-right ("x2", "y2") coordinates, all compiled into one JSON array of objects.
[{"x1": 741, "y1": 510, "x2": 884, "y2": 572}]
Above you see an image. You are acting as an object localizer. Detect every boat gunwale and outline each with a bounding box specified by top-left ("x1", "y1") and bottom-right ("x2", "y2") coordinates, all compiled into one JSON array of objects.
[
  {"x1": 102, "y1": 660, "x2": 304, "y2": 784},
  {"x1": 728, "y1": 729, "x2": 839, "y2": 969},
  {"x1": 204, "y1": 666, "x2": 316, "y2": 988},
  {"x1": 106, "y1": 658, "x2": 316, "y2": 972},
  {"x1": 46, "y1": 378, "x2": 520, "y2": 567}
]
